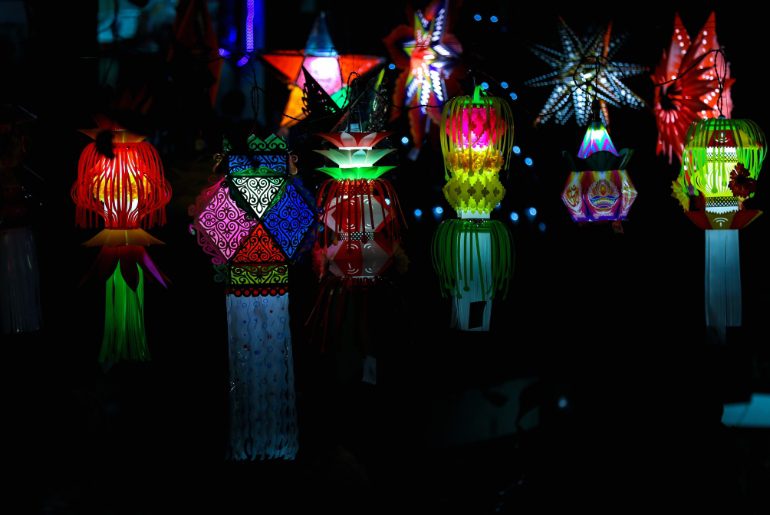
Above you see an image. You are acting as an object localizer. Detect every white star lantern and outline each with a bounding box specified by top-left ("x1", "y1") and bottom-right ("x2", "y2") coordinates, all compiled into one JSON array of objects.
[{"x1": 527, "y1": 19, "x2": 646, "y2": 126}]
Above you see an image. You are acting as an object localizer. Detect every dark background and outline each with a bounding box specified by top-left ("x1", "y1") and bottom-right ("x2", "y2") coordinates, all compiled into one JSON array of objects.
[{"x1": 3, "y1": 0, "x2": 769, "y2": 513}]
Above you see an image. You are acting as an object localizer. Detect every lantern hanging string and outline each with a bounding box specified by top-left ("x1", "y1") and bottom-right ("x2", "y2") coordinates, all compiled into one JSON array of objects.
[
  {"x1": 651, "y1": 47, "x2": 728, "y2": 117},
  {"x1": 249, "y1": 62, "x2": 262, "y2": 134}
]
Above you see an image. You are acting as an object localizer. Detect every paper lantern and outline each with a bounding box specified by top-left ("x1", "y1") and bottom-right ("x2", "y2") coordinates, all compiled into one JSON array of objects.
[
  {"x1": 562, "y1": 121, "x2": 637, "y2": 225},
  {"x1": 673, "y1": 117, "x2": 767, "y2": 342},
  {"x1": 432, "y1": 86, "x2": 514, "y2": 331},
  {"x1": 383, "y1": 0, "x2": 462, "y2": 152},
  {"x1": 652, "y1": 12, "x2": 734, "y2": 163},
  {"x1": 190, "y1": 133, "x2": 315, "y2": 460},
  {"x1": 0, "y1": 106, "x2": 41, "y2": 334},
  {"x1": 311, "y1": 131, "x2": 404, "y2": 359},
  {"x1": 314, "y1": 131, "x2": 401, "y2": 280},
  {"x1": 262, "y1": 13, "x2": 383, "y2": 127},
  {"x1": 72, "y1": 126, "x2": 171, "y2": 364},
  {"x1": 526, "y1": 19, "x2": 645, "y2": 126}
]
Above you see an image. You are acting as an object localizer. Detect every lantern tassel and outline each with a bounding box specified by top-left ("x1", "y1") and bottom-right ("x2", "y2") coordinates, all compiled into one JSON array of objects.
[
  {"x1": 100, "y1": 262, "x2": 148, "y2": 364},
  {"x1": 0, "y1": 227, "x2": 42, "y2": 334},
  {"x1": 225, "y1": 294, "x2": 298, "y2": 460},
  {"x1": 705, "y1": 229, "x2": 742, "y2": 343},
  {"x1": 432, "y1": 219, "x2": 513, "y2": 331}
]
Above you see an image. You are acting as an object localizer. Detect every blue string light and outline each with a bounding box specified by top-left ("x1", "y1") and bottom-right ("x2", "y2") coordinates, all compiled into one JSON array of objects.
[
  {"x1": 524, "y1": 157, "x2": 533, "y2": 167},
  {"x1": 245, "y1": 0, "x2": 255, "y2": 52},
  {"x1": 473, "y1": 14, "x2": 482, "y2": 21}
]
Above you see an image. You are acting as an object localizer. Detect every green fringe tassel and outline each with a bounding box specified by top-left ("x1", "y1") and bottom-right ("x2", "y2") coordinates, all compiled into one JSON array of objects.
[
  {"x1": 431, "y1": 219, "x2": 513, "y2": 299},
  {"x1": 99, "y1": 263, "x2": 148, "y2": 364}
]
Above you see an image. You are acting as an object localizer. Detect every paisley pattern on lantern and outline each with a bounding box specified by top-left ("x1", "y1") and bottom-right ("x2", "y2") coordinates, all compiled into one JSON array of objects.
[
  {"x1": 196, "y1": 183, "x2": 256, "y2": 261},
  {"x1": 233, "y1": 223, "x2": 286, "y2": 263},
  {"x1": 230, "y1": 176, "x2": 285, "y2": 219},
  {"x1": 263, "y1": 183, "x2": 315, "y2": 259}
]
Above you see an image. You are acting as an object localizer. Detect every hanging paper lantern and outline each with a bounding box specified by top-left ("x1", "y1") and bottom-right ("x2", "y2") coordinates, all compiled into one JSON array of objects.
[
  {"x1": 72, "y1": 124, "x2": 171, "y2": 364},
  {"x1": 261, "y1": 12, "x2": 383, "y2": 127},
  {"x1": 562, "y1": 121, "x2": 637, "y2": 225},
  {"x1": 310, "y1": 131, "x2": 404, "y2": 359},
  {"x1": 190, "y1": 133, "x2": 315, "y2": 460},
  {"x1": 673, "y1": 117, "x2": 767, "y2": 342},
  {"x1": 652, "y1": 12, "x2": 734, "y2": 164},
  {"x1": 383, "y1": 0, "x2": 462, "y2": 152},
  {"x1": 526, "y1": 19, "x2": 645, "y2": 126},
  {"x1": 432, "y1": 86, "x2": 514, "y2": 331},
  {"x1": 0, "y1": 106, "x2": 41, "y2": 334},
  {"x1": 314, "y1": 132, "x2": 401, "y2": 281}
]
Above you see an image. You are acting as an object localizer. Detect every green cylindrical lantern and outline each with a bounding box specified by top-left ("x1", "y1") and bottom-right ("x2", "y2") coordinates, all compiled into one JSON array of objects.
[
  {"x1": 674, "y1": 116, "x2": 767, "y2": 343},
  {"x1": 432, "y1": 86, "x2": 514, "y2": 331}
]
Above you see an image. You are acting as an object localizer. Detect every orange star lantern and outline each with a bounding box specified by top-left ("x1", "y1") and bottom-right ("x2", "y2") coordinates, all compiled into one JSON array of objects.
[{"x1": 261, "y1": 12, "x2": 383, "y2": 127}]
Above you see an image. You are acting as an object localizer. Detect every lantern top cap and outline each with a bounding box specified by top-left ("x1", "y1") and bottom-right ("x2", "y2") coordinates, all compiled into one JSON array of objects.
[
  {"x1": 686, "y1": 117, "x2": 766, "y2": 150},
  {"x1": 472, "y1": 85, "x2": 484, "y2": 104},
  {"x1": 78, "y1": 128, "x2": 146, "y2": 143},
  {"x1": 317, "y1": 131, "x2": 391, "y2": 149},
  {"x1": 306, "y1": 11, "x2": 337, "y2": 57},
  {"x1": 79, "y1": 115, "x2": 146, "y2": 143},
  {"x1": 577, "y1": 121, "x2": 619, "y2": 159}
]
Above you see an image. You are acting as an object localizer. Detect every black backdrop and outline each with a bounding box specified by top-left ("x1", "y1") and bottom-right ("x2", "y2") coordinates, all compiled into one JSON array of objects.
[{"x1": 5, "y1": 0, "x2": 770, "y2": 512}]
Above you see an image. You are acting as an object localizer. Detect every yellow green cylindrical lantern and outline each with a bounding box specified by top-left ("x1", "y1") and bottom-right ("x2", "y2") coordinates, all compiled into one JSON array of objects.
[
  {"x1": 432, "y1": 86, "x2": 514, "y2": 331},
  {"x1": 674, "y1": 117, "x2": 767, "y2": 343}
]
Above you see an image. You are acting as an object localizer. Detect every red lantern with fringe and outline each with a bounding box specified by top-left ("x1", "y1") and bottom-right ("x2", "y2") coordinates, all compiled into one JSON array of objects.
[
  {"x1": 309, "y1": 131, "x2": 405, "y2": 361},
  {"x1": 72, "y1": 124, "x2": 171, "y2": 364}
]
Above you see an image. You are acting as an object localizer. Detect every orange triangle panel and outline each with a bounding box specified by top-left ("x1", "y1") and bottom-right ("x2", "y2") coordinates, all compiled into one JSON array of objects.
[
  {"x1": 262, "y1": 52, "x2": 306, "y2": 83},
  {"x1": 339, "y1": 55, "x2": 384, "y2": 84}
]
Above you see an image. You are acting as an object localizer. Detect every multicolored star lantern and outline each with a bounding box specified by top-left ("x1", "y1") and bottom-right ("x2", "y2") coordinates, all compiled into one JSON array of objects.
[
  {"x1": 384, "y1": 0, "x2": 462, "y2": 151},
  {"x1": 261, "y1": 12, "x2": 383, "y2": 127},
  {"x1": 526, "y1": 18, "x2": 645, "y2": 126},
  {"x1": 652, "y1": 12, "x2": 734, "y2": 164}
]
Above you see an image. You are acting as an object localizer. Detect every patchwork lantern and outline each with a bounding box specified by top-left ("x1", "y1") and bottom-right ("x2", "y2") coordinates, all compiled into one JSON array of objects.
[
  {"x1": 652, "y1": 12, "x2": 733, "y2": 164},
  {"x1": 312, "y1": 131, "x2": 403, "y2": 354},
  {"x1": 383, "y1": 0, "x2": 462, "y2": 153},
  {"x1": 673, "y1": 117, "x2": 766, "y2": 342},
  {"x1": 190, "y1": 134, "x2": 315, "y2": 460},
  {"x1": 432, "y1": 86, "x2": 514, "y2": 331},
  {"x1": 262, "y1": 12, "x2": 383, "y2": 127},
  {"x1": 72, "y1": 125, "x2": 171, "y2": 364},
  {"x1": 562, "y1": 121, "x2": 637, "y2": 227}
]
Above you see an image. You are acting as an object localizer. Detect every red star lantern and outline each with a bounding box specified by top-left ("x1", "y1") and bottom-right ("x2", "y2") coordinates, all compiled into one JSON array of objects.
[{"x1": 652, "y1": 12, "x2": 734, "y2": 163}]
